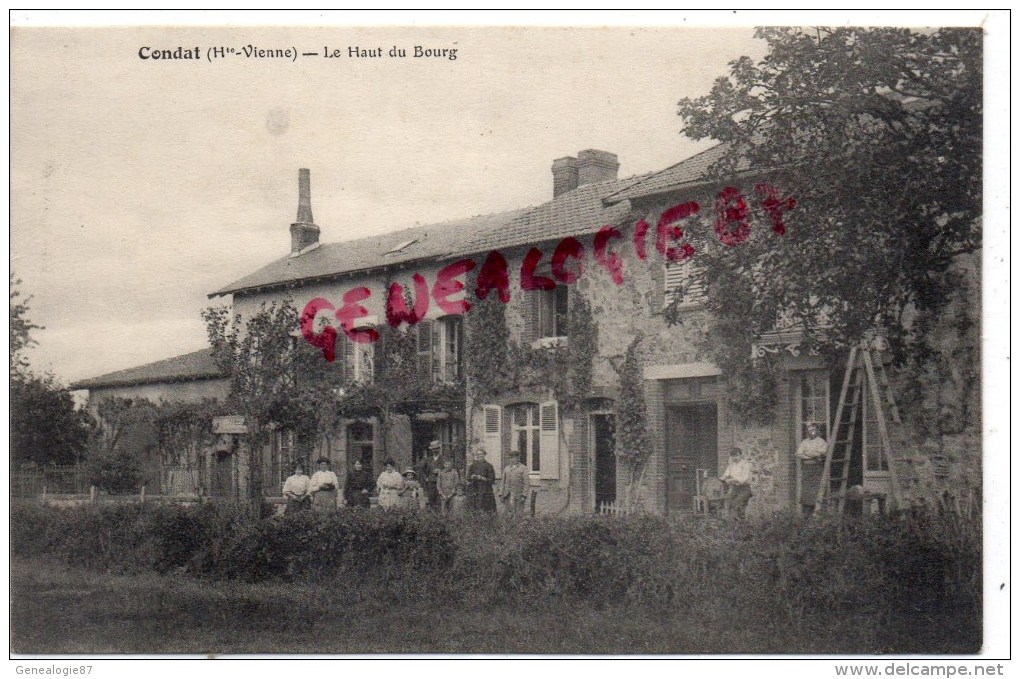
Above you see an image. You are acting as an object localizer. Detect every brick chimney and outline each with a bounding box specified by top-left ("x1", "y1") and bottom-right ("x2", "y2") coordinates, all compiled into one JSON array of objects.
[
  {"x1": 552, "y1": 156, "x2": 579, "y2": 197},
  {"x1": 289, "y1": 168, "x2": 320, "y2": 254},
  {"x1": 577, "y1": 149, "x2": 619, "y2": 186}
]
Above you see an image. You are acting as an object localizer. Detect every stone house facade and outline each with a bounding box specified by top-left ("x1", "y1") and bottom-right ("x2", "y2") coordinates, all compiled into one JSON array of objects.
[{"x1": 73, "y1": 147, "x2": 978, "y2": 513}]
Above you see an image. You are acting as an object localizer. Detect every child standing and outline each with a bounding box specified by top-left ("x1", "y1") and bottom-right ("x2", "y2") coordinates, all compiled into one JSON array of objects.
[
  {"x1": 437, "y1": 458, "x2": 460, "y2": 515},
  {"x1": 447, "y1": 483, "x2": 468, "y2": 518}
]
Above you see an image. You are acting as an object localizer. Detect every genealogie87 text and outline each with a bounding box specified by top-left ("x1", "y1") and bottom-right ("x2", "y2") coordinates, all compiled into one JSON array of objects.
[{"x1": 301, "y1": 183, "x2": 796, "y2": 361}]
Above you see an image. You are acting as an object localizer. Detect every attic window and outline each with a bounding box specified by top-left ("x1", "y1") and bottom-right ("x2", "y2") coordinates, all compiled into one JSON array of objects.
[{"x1": 385, "y1": 238, "x2": 419, "y2": 255}]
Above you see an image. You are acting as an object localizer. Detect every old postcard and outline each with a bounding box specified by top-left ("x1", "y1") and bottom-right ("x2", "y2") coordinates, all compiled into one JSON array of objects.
[{"x1": 7, "y1": 11, "x2": 1009, "y2": 670}]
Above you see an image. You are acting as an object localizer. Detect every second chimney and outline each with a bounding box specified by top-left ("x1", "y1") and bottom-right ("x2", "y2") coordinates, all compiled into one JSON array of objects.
[
  {"x1": 577, "y1": 149, "x2": 619, "y2": 186},
  {"x1": 552, "y1": 156, "x2": 579, "y2": 197},
  {"x1": 290, "y1": 168, "x2": 320, "y2": 255}
]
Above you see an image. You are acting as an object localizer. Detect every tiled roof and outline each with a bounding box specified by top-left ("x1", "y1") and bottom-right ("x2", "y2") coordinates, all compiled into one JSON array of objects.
[
  {"x1": 211, "y1": 209, "x2": 529, "y2": 297},
  {"x1": 454, "y1": 175, "x2": 646, "y2": 254},
  {"x1": 211, "y1": 174, "x2": 650, "y2": 297},
  {"x1": 604, "y1": 143, "x2": 752, "y2": 203},
  {"x1": 70, "y1": 348, "x2": 224, "y2": 390}
]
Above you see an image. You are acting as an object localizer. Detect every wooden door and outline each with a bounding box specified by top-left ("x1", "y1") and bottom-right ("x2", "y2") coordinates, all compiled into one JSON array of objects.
[
  {"x1": 213, "y1": 451, "x2": 234, "y2": 497},
  {"x1": 666, "y1": 404, "x2": 718, "y2": 513},
  {"x1": 592, "y1": 414, "x2": 617, "y2": 507}
]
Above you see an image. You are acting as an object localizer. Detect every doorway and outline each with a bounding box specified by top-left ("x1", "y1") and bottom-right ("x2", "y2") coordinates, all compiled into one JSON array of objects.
[
  {"x1": 212, "y1": 450, "x2": 234, "y2": 497},
  {"x1": 665, "y1": 403, "x2": 718, "y2": 513},
  {"x1": 347, "y1": 421, "x2": 375, "y2": 469},
  {"x1": 591, "y1": 413, "x2": 617, "y2": 507}
]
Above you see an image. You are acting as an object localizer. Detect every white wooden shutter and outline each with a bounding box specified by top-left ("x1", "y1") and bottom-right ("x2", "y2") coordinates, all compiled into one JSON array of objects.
[
  {"x1": 664, "y1": 261, "x2": 684, "y2": 306},
  {"x1": 483, "y1": 405, "x2": 502, "y2": 479},
  {"x1": 664, "y1": 260, "x2": 705, "y2": 307},
  {"x1": 539, "y1": 400, "x2": 560, "y2": 479}
]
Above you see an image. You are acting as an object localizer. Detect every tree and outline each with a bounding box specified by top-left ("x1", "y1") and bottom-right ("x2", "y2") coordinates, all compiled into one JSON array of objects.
[
  {"x1": 672, "y1": 27, "x2": 981, "y2": 421},
  {"x1": 153, "y1": 398, "x2": 222, "y2": 467},
  {"x1": 84, "y1": 397, "x2": 156, "y2": 493},
  {"x1": 10, "y1": 273, "x2": 42, "y2": 380},
  {"x1": 204, "y1": 300, "x2": 318, "y2": 501},
  {"x1": 9, "y1": 275, "x2": 91, "y2": 467},
  {"x1": 10, "y1": 373, "x2": 90, "y2": 466}
]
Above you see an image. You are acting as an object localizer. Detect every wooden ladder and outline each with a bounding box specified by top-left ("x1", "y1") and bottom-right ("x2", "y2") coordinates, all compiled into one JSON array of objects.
[{"x1": 815, "y1": 347, "x2": 915, "y2": 512}]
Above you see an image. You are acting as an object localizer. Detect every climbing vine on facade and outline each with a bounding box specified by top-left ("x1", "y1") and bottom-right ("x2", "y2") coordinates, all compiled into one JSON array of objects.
[
  {"x1": 465, "y1": 285, "x2": 597, "y2": 411},
  {"x1": 614, "y1": 334, "x2": 650, "y2": 509}
]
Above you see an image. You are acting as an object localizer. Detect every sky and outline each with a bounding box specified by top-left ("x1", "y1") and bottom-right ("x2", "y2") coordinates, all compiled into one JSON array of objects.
[
  {"x1": 8, "y1": 12, "x2": 1006, "y2": 388},
  {"x1": 10, "y1": 22, "x2": 771, "y2": 384}
]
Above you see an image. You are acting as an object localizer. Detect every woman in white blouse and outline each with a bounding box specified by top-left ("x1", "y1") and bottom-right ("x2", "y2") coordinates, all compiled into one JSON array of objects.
[{"x1": 376, "y1": 458, "x2": 405, "y2": 510}]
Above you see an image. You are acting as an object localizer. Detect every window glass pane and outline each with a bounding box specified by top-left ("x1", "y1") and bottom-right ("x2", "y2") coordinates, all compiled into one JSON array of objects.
[
  {"x1": 554, "y1": 286, "x2": 569, "y2": 336},
  {"x1": 800, "y1": 371, "x2": 829, "y2": 439},
  {"x1": 538, "y1": 291, "x2": 554, "y2": 338},
  {"x1": 514, "y1": 405, "x2": 526, "y2": 426}
]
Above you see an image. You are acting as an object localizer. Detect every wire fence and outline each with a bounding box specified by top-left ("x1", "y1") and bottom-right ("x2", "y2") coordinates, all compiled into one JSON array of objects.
[
  {"x1": 11, "y1": 465, "x2": 89, "y2": 497},
  {"x1": 12, "y1": 461, "x2": 288, "y2": 498}
]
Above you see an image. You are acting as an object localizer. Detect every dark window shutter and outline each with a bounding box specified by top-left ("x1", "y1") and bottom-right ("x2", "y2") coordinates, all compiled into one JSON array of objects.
[
  {"x1": 523, "y1": 292, "x2": 539, "y2": 344},
  {"x1": 373, "y1": 330, "x2": 386, "y2": 382},
  {"x1": 340, "y1": 334, "x2": 354, "y2": 384},
  {"x1": 417, "y1": 320, "x2": 434, "y2": 382}
]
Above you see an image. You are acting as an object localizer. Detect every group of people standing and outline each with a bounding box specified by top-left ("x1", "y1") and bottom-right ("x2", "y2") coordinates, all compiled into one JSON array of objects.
[{"x1": 281, "y1": 441, "x2": 530, "y2": 517}]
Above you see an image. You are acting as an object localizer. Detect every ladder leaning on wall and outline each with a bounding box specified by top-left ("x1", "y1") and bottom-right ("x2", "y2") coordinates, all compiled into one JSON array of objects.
[{"x1": 815, "y1": 345, "x2": 919, "y2": 513}]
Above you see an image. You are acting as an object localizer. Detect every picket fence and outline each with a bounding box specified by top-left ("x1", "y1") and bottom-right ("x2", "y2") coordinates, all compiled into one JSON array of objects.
[{"x1": 596, "y1": 500, "x2": 633, "y2": 517}]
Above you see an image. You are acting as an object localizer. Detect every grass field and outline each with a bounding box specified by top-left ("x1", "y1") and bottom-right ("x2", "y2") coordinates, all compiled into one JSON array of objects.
[
  {"x1": 11, "y1": 555, "x2": 976, "y2": 655},
  {"x1": 10, "y1": 503, "x2": 981, "y2": 655}
]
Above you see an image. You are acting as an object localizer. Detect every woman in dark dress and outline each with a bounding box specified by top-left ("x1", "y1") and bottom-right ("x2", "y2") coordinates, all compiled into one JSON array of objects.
[
  {"x1": 466, "y1": 449, "x2": 497, "y2": 513},
  {"x1": 344, "y1": 459, "x2": 375, "y2": 508}
]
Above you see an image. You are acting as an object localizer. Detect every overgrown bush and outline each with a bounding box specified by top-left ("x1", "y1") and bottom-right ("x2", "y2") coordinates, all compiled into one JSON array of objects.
[
  {"x1": 10, "y1": 501, "x2": 980, "y2": 651},
  {"x1": 12, "y1": 502, "x2": 456, "y2": 584},
  {"x1": 86, "y1": 447, "x2": 143, "y2": 494}
]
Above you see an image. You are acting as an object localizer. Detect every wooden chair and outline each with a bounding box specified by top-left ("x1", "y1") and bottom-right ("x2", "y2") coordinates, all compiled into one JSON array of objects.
[{"x1": 693, "y1": 469, "x2": 727, "y2": 516}]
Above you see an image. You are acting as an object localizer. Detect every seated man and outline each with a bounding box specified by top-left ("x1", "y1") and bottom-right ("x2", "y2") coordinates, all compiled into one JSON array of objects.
[{"x1": 719, "y1": 447, "x2": 753, "y2": 518}]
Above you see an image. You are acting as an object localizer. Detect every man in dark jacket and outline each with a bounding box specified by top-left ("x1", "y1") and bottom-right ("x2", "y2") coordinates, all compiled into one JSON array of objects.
[
  {"x1": 344, "y1": 459, "x2": 375, "y2": 508},
  {"x1": 417, "y1": 440, "x2": 444, "y2": 512}
]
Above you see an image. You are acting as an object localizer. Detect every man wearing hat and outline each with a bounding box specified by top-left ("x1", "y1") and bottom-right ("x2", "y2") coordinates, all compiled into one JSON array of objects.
[
  {"x1": 500, "y1": 451, "x2": 530, "y2": 518},
  {"x1": 400, "y1": 468, "x2": 426, "y2": 511},
  {"x1": 417, "y1": 440, "x2": 444, "y2": 513},
  {"x1": 308, "y1": 457, "x2": 340, "y2": 514}
]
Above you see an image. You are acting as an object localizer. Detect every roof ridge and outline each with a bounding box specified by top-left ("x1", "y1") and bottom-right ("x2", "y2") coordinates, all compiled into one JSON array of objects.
[
  {"x1": 603, "y1": 142, "x2": 728, "y2": 203},
  {"x1": 70, "y1": 346, "x2": 222, "y2": 390}
]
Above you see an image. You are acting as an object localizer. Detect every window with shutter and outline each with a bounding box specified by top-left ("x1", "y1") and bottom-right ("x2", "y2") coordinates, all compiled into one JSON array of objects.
[
  {"x1": 340, "y1": 334, "x2": 355, "y2": 383},
  {"x1": 413, "y1": 316, "x2": 465, "y2": 384},
  {"x1": 525, "y1": 286, "x2": 569, "y2": 345},
  {"x1": 664, "y1": 259, "x2": 706, "y2": 308},
  {"x1": 483, "y1": 405, "x2": 502, "y2": 479},
  {"x1": 340, "y1": 331, "x2": 374, "y2": 385},
  {"x1": 439, "y1": 316, "x2": 462, "y2": 382},
  {"x1": 510, "y1": 403, "x2": 539, "y2": 474},
  {"x1": 538, "y1": 400, "x2": 560, "y2": 479}
]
